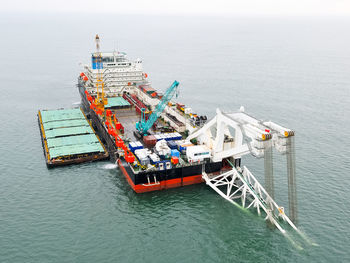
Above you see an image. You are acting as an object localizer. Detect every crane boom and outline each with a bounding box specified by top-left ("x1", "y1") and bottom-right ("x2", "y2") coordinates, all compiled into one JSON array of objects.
[
  {"x1": 136, "y1": 80, "x2": 180, "y2": 135},
  {"x1": 94, "y1": 34, "x2": 107, "y2": 111}
]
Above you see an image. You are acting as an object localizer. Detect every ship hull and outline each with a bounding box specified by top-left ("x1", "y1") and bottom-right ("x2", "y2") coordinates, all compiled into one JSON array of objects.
[{"x1": 117, "y1": 157, "x2": 221, "y2": 193}]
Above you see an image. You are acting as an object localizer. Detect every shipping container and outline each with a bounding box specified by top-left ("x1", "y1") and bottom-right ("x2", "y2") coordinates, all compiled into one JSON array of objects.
[
  {"x1": 186, "y1": 145, "x2": 211, "y2": 162},
  {"x1": 173, "y1": 132, "x2": 182, "y2": 140},
  {"x1": 129, "y1": 141, "x2": 143, "y2": 152},
  {"x1": 143, "y1": 135, "x2": 157, "y2": 147},
  {"x1": 167, "y1": 140, "x2": 178, "y2": 149},
  {"x1": 171, "y1": 156, "x2": 179, "y2": 165},
  {"x1": 171, "y1": 149, "x2": 180, "y2": 158},
  {"x1": 149, "y1": 153, "x2": 160, "y2": 164},
  {"x1": 179, "y1": 143, "x2": 194, "y2": 153}
]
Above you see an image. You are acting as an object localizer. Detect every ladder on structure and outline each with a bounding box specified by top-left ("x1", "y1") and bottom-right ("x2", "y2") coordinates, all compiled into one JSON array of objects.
[{"x1": 202, "y1": 162, "x2": 299, "y2": 234}]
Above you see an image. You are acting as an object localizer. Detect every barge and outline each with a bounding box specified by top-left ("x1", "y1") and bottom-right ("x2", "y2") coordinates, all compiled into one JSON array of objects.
[{"x1": 38, "y1": 107, "x2": 108, "y2": 167}]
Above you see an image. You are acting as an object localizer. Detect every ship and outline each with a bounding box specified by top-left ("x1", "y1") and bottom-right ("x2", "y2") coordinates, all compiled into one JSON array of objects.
[
  {"x1": 39, "y1": 35, "x2": 304, "y2": 237},
  {"x1": 76, "y1": 35, "x2": 297, "y2": 205},
  {"x1": 77, "y1": 35, "x2": 224, "y2": 193}
]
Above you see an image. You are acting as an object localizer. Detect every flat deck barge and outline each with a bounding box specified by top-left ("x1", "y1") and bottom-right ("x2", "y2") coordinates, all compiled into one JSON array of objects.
[{"x1": 38, "y1": 107, "x2": 108, "y2": 167}]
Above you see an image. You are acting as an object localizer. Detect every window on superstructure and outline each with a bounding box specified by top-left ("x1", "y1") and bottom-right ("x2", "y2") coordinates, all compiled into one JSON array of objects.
[{"x1": 102, "y1": 57, "x2": 114, "y2": 63}]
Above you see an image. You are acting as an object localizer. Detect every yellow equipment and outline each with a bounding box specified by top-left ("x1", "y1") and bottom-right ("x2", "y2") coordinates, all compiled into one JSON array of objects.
[{"x1": 94, "y1": 34, "x2": 108, "y2": 112}]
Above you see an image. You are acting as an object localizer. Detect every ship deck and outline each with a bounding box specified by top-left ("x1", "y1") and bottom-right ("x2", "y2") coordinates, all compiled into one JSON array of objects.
[{"x1": 112, "y1": 108, "x2": 140, "y2": 141}]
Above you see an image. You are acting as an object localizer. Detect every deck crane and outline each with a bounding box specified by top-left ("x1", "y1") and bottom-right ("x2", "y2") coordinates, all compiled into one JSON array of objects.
[
  {"x1": 136, "y1": 80, "x2": 180, "y2": 135},
  {"x1": 94, "y1": 34, "x2": 108, "y2": 113}
]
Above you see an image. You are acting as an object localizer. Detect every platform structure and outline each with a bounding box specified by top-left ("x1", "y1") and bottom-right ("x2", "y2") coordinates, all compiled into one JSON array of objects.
[
  {"x1": 38, "y1": 108, "x2": 108, "y2": 167},
  {"x1": 188, "y1": 108, "x2": 299, "y2": 233}
]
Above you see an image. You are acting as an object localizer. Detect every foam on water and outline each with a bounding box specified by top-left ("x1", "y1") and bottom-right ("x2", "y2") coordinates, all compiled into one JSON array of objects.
[{"x1": 102, "y1": 162, "x2": 118, "y2": 170}]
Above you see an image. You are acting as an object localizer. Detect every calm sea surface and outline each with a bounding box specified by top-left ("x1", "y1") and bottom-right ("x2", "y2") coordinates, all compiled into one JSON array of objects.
[{"x1": 0, "y1": 13, "x2": 349, "y2": 262}]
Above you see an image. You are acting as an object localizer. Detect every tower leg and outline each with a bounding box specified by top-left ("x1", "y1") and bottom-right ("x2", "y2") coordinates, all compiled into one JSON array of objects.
[
  {"x1": 264, "y1": 141, "x2": 274, "y2": 205},
  {"x1": 286, "y1": 136, "x2": 297, "y2": 223},
  {"x1": 234, "y1": 157, "x2": 241, "y2": 168}
]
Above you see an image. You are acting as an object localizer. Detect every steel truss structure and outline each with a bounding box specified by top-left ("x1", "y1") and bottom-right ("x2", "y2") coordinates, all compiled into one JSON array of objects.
[
  {"x1": 203, "y1": 164, "x2": 298, "y2": 234},
  {"x1": 187, "y1": 107, "x2": 299, "y2": 232}
]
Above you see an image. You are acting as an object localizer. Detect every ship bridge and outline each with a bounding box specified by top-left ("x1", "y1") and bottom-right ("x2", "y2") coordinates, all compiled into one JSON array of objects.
[{"x1": 84, "y1": 50, "x2": 145, "y2": 96}]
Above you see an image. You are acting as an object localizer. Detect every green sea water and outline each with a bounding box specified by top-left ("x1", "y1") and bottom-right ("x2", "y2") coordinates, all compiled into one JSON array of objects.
[{"x1": 1, "y1": 13, "x2": 350, "y2": 262}]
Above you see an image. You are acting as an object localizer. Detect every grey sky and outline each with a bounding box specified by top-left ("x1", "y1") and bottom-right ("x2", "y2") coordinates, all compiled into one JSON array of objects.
[{"x1": 2, "y1": 0, "x2": 350, "y2": 15}]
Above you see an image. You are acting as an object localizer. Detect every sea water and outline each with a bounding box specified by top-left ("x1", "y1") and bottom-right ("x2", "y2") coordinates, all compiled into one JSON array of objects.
[{"x1": 0, "y1": 13, "x2": 349, "y2": 262}]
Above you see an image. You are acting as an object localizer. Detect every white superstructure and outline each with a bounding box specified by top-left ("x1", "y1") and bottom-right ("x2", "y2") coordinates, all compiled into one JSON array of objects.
[{"x1": 84, "y1": 51, "x2": 146, "y2": 96}]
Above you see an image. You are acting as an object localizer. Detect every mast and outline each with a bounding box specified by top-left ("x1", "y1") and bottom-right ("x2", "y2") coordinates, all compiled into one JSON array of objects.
[{"x1": 95, "y1": 34, "x2": 107, "y2": 113}]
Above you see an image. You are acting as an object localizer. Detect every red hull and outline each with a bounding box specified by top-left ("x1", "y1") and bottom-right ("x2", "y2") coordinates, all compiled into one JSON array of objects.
[{"x1": 117, "y1": 159, "x2": 203, "y2": 193}]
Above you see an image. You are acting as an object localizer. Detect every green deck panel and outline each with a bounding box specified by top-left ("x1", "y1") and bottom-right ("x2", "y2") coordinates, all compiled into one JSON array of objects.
[
  {"x1": 40, "y1": 108, "x2": 84, "y2": 123},
  {"x1": 43, "y1": 119, "x2": 88, "y2": 130},
  {"x1": 45, "y1": 125, "x2": 93, "y2": 139},
  {"x1": 105, "y1": 97, "x2": 130, "y2": 108},
  {"x1": 49, "y1": 142, "x2": 105, "y2": 159},
  {"x1": 46, "y1": 134, "x2": 100, "y2": 148},
  {"x1": 39, "y1": 107, "x2": 107, "y2": 159}
]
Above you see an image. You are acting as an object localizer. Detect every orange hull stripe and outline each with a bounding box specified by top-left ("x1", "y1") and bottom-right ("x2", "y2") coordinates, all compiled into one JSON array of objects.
[
  {"x1": 182, "y1": 174, "x2": 203, "y2": 186},
  {"x1": 118, "y1": 159, "x2": 136, "y2": 188},
  {"x1": 118, "y1": 159, "x2": 203, "y2": 193}
]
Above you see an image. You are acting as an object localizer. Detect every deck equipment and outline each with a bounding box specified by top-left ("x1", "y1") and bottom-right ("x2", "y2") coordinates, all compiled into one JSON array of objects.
[
  {"x1": 136, "y1": 80, "x2": 179, "y2": 135},
  {"x1": 93, "y1": 34, "x2": 108, "y2": 113}
]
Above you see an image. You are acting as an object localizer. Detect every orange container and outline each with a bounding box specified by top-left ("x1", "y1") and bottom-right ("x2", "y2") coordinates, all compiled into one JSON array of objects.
[
  {"x1": 171, "y1": 156, "x2": 179, "y2": 165},
  {"x1": 115, "y1": 122, "x2": 121, "y2": 129}
]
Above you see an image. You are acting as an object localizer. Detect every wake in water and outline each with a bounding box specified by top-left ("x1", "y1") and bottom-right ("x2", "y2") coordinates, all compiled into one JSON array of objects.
[
  {"x1": 72, "y1": 101, "x2": 81, "y2": 106},
  {"x1": 102, "y1": 162, "x2": 118, "y2": 169}
]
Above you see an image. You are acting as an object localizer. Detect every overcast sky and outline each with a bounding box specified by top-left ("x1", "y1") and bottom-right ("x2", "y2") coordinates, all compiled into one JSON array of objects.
[{"x1": 2, "y1": 0, "x2": 350, "y2": 16}]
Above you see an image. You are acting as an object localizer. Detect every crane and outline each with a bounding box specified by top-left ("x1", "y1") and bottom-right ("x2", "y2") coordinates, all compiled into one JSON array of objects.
[
  {"x1": 94, "y1": 34, "x2": 108, "y2": 113},
  {"x1": 136, "y1": 80, "x2": 180, "y2": 135}
]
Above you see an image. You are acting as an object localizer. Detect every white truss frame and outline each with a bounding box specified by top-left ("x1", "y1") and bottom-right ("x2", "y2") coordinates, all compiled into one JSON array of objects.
[{"x1": 202, "y1": 165, "x2": 298, "y2": 234}]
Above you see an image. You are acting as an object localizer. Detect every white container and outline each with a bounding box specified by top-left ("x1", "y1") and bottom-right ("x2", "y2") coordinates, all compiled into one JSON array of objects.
[
  {"x1": 186, "y1": 145, "x2": 211, "y2": 162},
  {"x1": 149, "y1": 153, "x2": 160, "y2": 163},
  {"x1": 135, "y1": 149, "x2": 148, "y2": 159}
]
